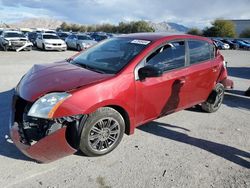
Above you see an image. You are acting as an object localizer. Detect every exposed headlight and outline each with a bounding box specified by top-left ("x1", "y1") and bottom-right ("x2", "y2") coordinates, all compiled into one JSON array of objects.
[
  {"x1": 28, "y1": 92, "x2": 71, "y2": 119},
  {"x1": 44, "y1": 42, "x2": 51, "y2": 45}
]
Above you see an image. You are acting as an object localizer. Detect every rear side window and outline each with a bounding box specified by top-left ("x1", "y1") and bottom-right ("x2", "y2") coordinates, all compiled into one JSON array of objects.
[
  {"x1": 146, "y1": 41, "x2": 185, "y2": 72},
  {"x1": 188, "y1": 40, "x2": 211, "y2": 64}
]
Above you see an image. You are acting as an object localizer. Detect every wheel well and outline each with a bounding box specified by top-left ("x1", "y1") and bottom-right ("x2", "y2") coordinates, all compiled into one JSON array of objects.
[{"x1": 107, "y1": 105, "x2": 130, "y2": 135}]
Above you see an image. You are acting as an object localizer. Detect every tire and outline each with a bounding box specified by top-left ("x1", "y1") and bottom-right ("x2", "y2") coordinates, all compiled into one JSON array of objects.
[
  {"x1": 201, "y1": 83, "x2": 225, "y2": 113},
  {"x1": 3, "y1": 45, "x2": 8, "y2": 51},
  {"x1": 42, "y1": 44, "x2": 46, "y2": 51},
  {"x1": 79, "y1": 107, "x2": 125, "y2": 156},
  {"x1": 77, "y1": 44, "x2": 81, "y2": 51}
]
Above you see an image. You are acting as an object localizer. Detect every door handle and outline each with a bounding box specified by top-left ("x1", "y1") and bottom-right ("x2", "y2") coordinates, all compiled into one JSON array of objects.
[{"x1": 212, "y1": 66, "x2": 219, "y2": 72}]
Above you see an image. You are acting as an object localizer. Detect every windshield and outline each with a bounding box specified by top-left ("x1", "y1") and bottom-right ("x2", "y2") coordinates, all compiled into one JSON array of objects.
[
  {"x1": 72, "y1": 37, "x2": 150, "y2": 74},
  {"x1": 78, "y1": 35, "x2": 92, "y2": 40},
  {"x1": 59, "y1": 33, "x2": 69, "y2": 37},
  {"x1": 5, "y1": 32, "x2": 25, "y2": 38},
  {"x1": 43, "y1": 35, "x2": 60, "y2": 39}
]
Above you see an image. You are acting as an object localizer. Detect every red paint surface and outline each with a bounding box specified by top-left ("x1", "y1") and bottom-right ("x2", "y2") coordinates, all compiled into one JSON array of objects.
[
  {"x1": 12, "y1": 33, "x2": 233, "y2": 162},
  {"x1": 10, "y1": 123, "x2": 76, "y2": 163}
]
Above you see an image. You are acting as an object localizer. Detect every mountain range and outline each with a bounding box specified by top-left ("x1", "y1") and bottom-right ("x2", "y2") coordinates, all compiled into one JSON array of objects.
[{"x1": 1, "y1": 18, "x2": 189, "y2": 33}]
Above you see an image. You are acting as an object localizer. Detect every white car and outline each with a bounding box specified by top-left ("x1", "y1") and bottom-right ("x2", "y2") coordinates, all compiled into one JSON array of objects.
[
  {"x1": 0, "y1": 30, "x2": 33, "y2": 51},
  {"x1": 36, "y1": 33, "x2": 67, "y2": 51}
]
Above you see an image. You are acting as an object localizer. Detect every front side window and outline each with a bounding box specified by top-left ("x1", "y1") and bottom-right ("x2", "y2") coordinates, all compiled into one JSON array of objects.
[
  {"x1": 146, "y1": 41, "x2": 185, "y2": 72},
  {"x1": 188, "y1": 40, "x2": 211, "y2": 64},
  {"x1": 72, "y1": 38, "x2": 150, "y2": 74}
]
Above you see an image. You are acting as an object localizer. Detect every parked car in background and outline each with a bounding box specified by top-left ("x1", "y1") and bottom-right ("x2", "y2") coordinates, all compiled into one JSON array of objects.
[
  {"x1": 220, "y1": 39, "x2": 239, "y2": 50},
  {"x1": 57, "y1": 32, "x2": 70, "y2": 41},
  {"x1": 90, "y1": 32, "x2": 109, "y2": 41},
  {"x1": 10, "y1": 33, "x2": 233, "y2": 162},
  {"x1": 27, "y1": 32, "x2": 38, "y2": 46},
  {"x1": 36, "y1": 33, "x2": 67, "y2": 51},
  {"x1": 212, "y1": 39, "x2": 230, "y2": 50},
  {"x1": 65, "y1": 34, "x2": 97, "y2": 51},
  {"x1": 233, "y1": 39, "x2": 250, "y2": 50},
  {"x1": 0, "y1": 30, "x2": 32, "y2": 51}
]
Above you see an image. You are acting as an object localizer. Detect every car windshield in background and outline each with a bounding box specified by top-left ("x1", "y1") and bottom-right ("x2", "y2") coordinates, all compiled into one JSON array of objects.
[
  {"x1": 5, "y1": 32, "x2": 25, "y2": 38},
  {"x1": 59, "y1": 33, "x2": 69, "y2": 37},
  {"x1": 78, "y1": 35, "x2": 92, "y2": 40},
  {"x1": 43, "y1": 35, "x2": 60, "y2": 39},
  {"x1": 72, "y1": 38, "x2": 150, "y2": 74}
]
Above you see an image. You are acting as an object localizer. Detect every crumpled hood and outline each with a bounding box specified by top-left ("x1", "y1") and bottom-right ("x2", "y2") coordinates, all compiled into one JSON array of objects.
[{"x1": 17, "y1": 61, "x2": 114, "y2": 102}]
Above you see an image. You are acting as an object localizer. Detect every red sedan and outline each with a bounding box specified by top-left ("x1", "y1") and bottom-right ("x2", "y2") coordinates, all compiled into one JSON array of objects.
[{"x1": 10, "y1": 33, "x2": 233, "y2": 162}]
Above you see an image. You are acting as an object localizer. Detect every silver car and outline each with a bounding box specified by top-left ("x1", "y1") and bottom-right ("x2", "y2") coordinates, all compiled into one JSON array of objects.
[{"x1": 65, "y1": 34, "x2": 97, "y2": 51}]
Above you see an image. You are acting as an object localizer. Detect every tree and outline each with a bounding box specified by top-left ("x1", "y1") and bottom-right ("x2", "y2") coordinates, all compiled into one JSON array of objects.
[
  {"x1": 239, "y1": 28, "x2": 250, "y2": 38},
  {"x1": 187, "y1": 28, "x2": 203, "y2": 36},
  {"x1": 203, "y1": 19, "x2": 236, "y2": 38}
]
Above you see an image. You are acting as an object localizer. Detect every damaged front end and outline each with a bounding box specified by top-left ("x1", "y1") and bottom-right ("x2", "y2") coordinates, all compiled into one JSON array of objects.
[{"x1": 10, "y1": 94, "x2": 86, "y2": 163}]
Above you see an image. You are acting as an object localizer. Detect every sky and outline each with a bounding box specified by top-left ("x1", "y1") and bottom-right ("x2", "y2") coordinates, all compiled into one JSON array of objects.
[{"x1": 0, "y1": 0, "x2": 250, "y2": 28}]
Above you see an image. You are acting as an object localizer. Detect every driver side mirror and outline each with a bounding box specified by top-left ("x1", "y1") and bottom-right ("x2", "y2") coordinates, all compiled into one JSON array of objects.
[{"x1": 138, "y1": 65, "x2": 163, "y2": 80}]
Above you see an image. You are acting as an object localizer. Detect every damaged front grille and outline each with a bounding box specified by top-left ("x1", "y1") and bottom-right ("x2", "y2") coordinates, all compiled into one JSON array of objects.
[
  {"x1": 14, "y1": 95, "x2": 84, "y2": 148},
  {"x1": 11, "y1": 41, "x2": 26, "y2": 47}
]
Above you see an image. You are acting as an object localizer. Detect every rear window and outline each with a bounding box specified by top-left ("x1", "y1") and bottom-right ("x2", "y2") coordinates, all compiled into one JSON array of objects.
[{"x1": 188, "y1": 40, "x2": 211, "y2": 64}]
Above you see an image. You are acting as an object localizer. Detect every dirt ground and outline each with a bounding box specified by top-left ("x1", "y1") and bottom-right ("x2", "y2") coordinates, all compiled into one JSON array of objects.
[{"x1": 0, "y1": 49, "x2": 249, "y2": 188}]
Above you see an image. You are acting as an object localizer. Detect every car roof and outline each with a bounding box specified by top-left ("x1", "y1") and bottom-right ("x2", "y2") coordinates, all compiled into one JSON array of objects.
[
  {"x1": 4, "y1": 30, "x2": 22, "y2": 34},
  {"x1": 117, "y1": 32, "x2": 211, "y2": 43},
  {"x1": 41, "y1": 33, "x2": 57, "y2": 36}
]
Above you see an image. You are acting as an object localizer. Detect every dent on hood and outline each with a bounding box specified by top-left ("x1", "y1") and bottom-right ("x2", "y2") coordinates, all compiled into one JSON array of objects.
[{"x1": 17, "y1": 61, "x2": 113, "y2": 102}]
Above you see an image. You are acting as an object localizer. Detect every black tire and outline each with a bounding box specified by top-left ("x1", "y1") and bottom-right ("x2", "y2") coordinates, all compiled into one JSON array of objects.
[
  {"x1": 42, "y1": 43, "x2": 45, "y2": 51},
  {"x1": 77, "y1": 44, "x2": 81, "y2": 51},
  {"x1": 201, "y1": 83, "x2": 225, "y2": 113},
  {"x1": 3, "y1": 45, "x2": 8, "y2": 51},
  {"x1": 79, "y1": 107, "x2": 125, "y2": 157}
]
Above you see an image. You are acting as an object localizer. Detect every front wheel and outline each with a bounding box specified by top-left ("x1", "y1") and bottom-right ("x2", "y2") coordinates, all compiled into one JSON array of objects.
[
  {"x1": 202, "y1": 83, "x2": 225, "y2": 113},
  {"x1": 2, "y1": 45, "x2": 8, "y2": 51},
  {"x1": 79, "y1": 107, "x2": 125, "y2": 156}
]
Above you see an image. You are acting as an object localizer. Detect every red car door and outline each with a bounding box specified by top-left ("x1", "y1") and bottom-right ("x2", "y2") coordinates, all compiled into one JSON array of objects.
[
  {"x1": 135, "y1": 40, "x2": 191, "y2": 126},
  {"x1": 184, "y1": 40, "x2": 219, "y2": 106}
]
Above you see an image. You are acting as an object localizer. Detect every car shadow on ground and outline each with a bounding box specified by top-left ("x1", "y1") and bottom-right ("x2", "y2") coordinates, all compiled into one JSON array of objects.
[
  {"x1": 224, "y1": 92, "x2": 250, "y2": 111},
  {"x1": 227, "y1": 67, "x2": 250, "y2": 79},
  {"x1": 0, "y1": 89, "x2": 33, "y2": 161},
  {"x1": 138, "y1": 121, "x2": 250, "y2": 169}
]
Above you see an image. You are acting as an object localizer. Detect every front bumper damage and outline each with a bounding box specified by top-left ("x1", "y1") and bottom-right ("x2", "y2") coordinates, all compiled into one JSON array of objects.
[{"x1": 9, "y1": 94, "x2": 84, "y2": 163}]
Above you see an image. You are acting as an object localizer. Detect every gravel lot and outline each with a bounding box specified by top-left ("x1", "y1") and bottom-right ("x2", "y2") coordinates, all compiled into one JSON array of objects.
[{"x1": 0, "y1": 49, "x2": 249, "y2": 188}]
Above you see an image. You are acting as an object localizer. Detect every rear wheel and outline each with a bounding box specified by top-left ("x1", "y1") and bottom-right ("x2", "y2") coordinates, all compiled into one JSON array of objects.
[
  {"x1": 77, "y1": 44, "x2": 81, "y2": 51},
  {"x1": 202, "y1": 83, "x2": 225, "y2": 113},
  {"x1": 79, "y1": 107, "x2": 125, "y2": 156}
]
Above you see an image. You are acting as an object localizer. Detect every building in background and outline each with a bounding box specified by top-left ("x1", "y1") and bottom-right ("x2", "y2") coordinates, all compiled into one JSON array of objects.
[{"x1": 229, "y1": 19, "x2": 250, "y2": 37}]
